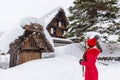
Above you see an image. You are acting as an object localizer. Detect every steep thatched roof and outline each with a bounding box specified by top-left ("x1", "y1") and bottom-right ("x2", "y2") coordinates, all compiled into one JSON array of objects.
[
  {"x1": 23, "y1": 23, "x2": 54, "y2": 52},
  {"x1": 41, "y1": 8, "x2": 69, "y2": 28},
  {"x1": 7, "y1": 23, "x2": 54, "y2": 54}
]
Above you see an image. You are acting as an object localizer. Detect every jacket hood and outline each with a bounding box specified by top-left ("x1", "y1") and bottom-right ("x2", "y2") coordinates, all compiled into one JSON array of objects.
[{"x1": 87, "y1": 48, "x2": 100, "y2": 56}]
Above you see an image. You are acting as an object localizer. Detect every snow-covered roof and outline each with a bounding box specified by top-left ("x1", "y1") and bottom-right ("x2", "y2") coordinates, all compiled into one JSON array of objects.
[
  {"x1": 20, "y1": 17, "x2": 45, "y2": 27},
  {"x1": 0, "y1": 26, "x2": 24, "y2": 53},
  {"x1": 0, "y1": 17, "x2": 54, "y2": 53},
  {"x1": 41, "y1": 7, "x2": 64, "y2": 27},
  {"x1": 20, "y1": 17, "x2": 54, "y2": 49}
]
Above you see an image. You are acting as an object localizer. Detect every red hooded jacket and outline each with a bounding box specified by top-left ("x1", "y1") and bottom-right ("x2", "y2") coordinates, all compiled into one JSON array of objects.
[{"x1": 81, "y1": 48, "x2": 100, "y2": 80}]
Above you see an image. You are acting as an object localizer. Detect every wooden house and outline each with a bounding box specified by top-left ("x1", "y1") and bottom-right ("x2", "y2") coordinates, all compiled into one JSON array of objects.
[
  {"x1": 41, "y1": 8, "x2": 72, "y2": 46},
  {"x1": 8, "y1": 23, "x2": 54, "y2": 67},
  {"x1": 42, "y1": 8, "x2": 69, "y2": 38}
]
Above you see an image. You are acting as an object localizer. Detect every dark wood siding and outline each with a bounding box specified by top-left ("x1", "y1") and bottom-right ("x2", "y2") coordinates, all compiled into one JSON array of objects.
[
  {"x1": 20, "y1": 51, "x2": 41, "y2": 64},
  {"x1": 19, "y1": 36, "x2": 42, "y2": 64},
  {"x1": 46, "y1": 8, "x2": 69, "y2": 38}
]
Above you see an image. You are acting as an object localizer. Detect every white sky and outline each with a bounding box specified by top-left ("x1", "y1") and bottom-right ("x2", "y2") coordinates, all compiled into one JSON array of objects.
[{"x1": 0, "y1": 0, "x2": 74, "y2": 31}]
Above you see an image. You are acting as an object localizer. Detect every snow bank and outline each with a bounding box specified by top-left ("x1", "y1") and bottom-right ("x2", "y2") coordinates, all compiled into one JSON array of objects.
[
  {"x1": 55, "y1": 43, "x2": 84, "y2": 59},
  {"x1": 0, "y1": 56, "x2": 82, "y2": 80},
  {"x1": 1, "y1": 43, "x2": 120, "y2": 80},
  {"x1": 0, "y1": 54, "x2": 10, "y2": 69},
  {"x1": 0, "y1": 31, "x2": 4, "y2": 37}
]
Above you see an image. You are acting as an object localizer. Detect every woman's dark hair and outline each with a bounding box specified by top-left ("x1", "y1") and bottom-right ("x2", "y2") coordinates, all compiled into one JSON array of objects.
[{"x1": 94, "y1": 35, "x2": 99, "y2": 40}]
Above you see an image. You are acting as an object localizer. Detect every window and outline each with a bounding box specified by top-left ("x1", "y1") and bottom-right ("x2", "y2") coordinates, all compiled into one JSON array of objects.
[
  {"x1": 54, "y1": 28, "x2": 56, "y2": 34},
  {"x1": 51, "y1": 28, "x2": 56, "y2": 34},
  {"x1": 62, "y1": 31, "x2": 66, "y2": 35},
  {"x1": 58, "y1": 21, "x2": 61, "y2": 27},
  {"x1": 51, "y1": 28, "x2": 54, "y2": 34}
]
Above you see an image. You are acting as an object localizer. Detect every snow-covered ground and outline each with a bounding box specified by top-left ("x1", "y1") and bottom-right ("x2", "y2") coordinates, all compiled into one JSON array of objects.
[
  {"x1": 0, "y1": 31, "x2": 4, "y2": 37},
  {"x1": 0, "y1": 43, "x2": 120, "y2": 80}
]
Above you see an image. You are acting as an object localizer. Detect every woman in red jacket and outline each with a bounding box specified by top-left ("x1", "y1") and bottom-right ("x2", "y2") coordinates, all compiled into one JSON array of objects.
[{"x1": 80, "y1": 36, "x2": 100, "y2": 80}]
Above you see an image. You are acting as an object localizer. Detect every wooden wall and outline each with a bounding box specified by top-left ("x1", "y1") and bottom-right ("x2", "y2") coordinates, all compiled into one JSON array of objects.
[
  {"x1": 20, "y1": 35, "x2": 42, "y2": 64},
  {"x1": 20, "y1": 51, "x2": 41, "y2": 64},
  {"x1": 48, "y1": 21, "x2": 66, "y2": 38},
  {"x1": 9, "y1": 35, "x2": 42, "y2": 67}
]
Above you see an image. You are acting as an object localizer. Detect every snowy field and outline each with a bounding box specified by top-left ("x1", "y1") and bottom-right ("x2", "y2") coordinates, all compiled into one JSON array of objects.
[
  {"x1": 0, "y1": 43, "x2": 120, "y2": 80},
  {"x1": 0, "y1": 0, "x2": 120, "y2": 79}
]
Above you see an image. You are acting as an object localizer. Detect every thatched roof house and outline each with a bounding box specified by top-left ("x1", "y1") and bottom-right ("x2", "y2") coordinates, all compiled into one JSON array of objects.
[
  {"x1": 41, "y1": 7, "x2": 69, "y2": 38},
  {"x1": 7, "y1": 18, "x2": 54, "y2": 67},
  {"x1": 41, "y1": 7, "x2": 72, "y2": 46}
]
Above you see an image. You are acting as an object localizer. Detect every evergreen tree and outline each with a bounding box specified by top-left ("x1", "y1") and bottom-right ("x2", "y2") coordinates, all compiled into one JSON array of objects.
[{"x1": 66, "y1": 0, "x2": 120, "y2": 42}]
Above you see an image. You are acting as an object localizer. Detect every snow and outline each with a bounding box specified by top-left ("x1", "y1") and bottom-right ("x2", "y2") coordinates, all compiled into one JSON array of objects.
[
  {"x1": 0, "y1": 54, "x2": 9, "y2": 69},
  {"x1": 0, "y1": 17, "x2": 54, "y2": 53},
  {"x1": 20, "y1": 17, "x2": 45, "y2": 27},
  {"x1": 20, "y1": 17, "x2": 54, "y2": 48},
  {"x1": 108, "y1": 35, "x2": 119, "y2": 42},
  {"x1": 0, "y1": 26, "x2": 24, "y2": 53},
  {"x1": 85, "y1": 31, "x2": 101, "y2": 39},
  {"x1": 99, "y1": 42, "x2": 120, "y2": 57},
  {"x1": 93, "y1": 18, "x2": 120, "y2": 42},
  {"x1": 53, "y1": 37, "x2": 73, "y2": 42},
  {"x1": 44, "y1": 28, "x2": 54, "y2": 48},
  {"x1": 41, "y1": 7, "x2": 62, "y2": 27},
  {"x1": 85, "y1": 31, "x2": 119, "y2": 43},
  {"x1": 0, "y1": 43, "x2": 120, "y2": 80},
  {"x1": 0, "y1": 31, "x2": 4, "y2": 37},
  {"x1": 0, "y1": 19, "x2": 120, "y2": 80},
  {"x1": 0, "y1": 1, "x2": 120, "y2": 79}
]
